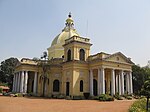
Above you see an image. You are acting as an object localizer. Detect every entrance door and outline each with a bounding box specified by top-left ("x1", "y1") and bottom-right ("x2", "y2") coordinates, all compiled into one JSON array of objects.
[
  {"x1": 66, "y1": 82, "x2": 70, "y2": 96},
  {"x1": 93, "y1": 79, "x2": 97, "y2": 96}
]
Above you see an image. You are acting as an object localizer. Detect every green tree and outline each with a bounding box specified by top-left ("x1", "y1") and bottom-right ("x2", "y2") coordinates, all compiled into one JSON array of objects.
[
  {"x1": 0, "y1": 57, "x2": 19, "y2": 91},
  {"x1": 141, "y1": 79, "x2": 150, "y2": 112},
  {"x1": 132, "y1": 65, "x2": 150, "y2": 95},
  {"x1": 132, "y1": 65, "x2": 145, "y2": 95}
]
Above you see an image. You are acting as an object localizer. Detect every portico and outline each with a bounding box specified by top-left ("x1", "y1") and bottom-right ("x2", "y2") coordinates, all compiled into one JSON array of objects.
[
  {"x1": 89, "y1": 67, "x2": 133, "y2": 96},
  {"x1": 13, "y1": 70, "x2": 38, "y2": 94}
]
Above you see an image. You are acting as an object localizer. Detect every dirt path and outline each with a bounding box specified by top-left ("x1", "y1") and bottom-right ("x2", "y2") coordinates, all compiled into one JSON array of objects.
[{"x1": 0, "y1": 96, "x2": 134, "y2": 112}]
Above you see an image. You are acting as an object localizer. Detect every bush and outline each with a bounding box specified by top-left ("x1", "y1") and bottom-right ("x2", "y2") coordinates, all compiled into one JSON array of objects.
[
  {"x1": 57, "y1": 94, "x2": 65, "y2": 99},
  {"x1": 123, "y1": 93, "x2": 132, "y2": 100},
  {"x1": 114, "y1": 93, "x2": 123, "y2": 100},
  {"x1": 91, "y1": 96, "x2": 99, "y2": 100},
  {"x1": 129, "y1": 98, "x2": 147, "y2": 112},
  {"x1": 99, "y1": 94, "x2": 114, "y2": 101},
  {"x1": 0, "y1": 88, "x2": 3, "y2": 93},
  {"x1": 73, "y1": 96, "x2": 83, "y2": 100}
]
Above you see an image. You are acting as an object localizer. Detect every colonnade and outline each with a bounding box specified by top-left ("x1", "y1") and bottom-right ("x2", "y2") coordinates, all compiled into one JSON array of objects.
[
  {"x1": 90, "y1": 68, "x2": 133, "y2": 96},
  {"x1": 12, "y1": 71, "x2": 38, "y2": 94}
]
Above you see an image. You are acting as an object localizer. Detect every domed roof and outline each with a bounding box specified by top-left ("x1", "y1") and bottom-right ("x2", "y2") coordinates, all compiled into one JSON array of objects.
[{"x1": 51, "y1": 13, "x2": 80, "y2": 47}]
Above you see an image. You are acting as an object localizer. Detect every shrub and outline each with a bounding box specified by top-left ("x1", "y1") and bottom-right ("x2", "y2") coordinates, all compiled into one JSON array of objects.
[
  {"x1": 129, "y1": 98, "x2": 147, "y2": 112},
  {"x1": 123, "y1": 93, "x2": 132, "y2": 100},
  {"x1": 0, "y1": 88, "x2": 2, "y2": 93},
  {"x1": 99, "y1": 94, "x2": 114, "y2": 101},
  {"x1": 73, "y1": 96, "x2": 83, "y2": 100},
  {"x1": 91, "y1": 96, "x2": 99, "y2": 100},
  {"x1": 114, "y1": 93, "x2": 123, "y2": 100},
  {"x1": 57, "y1": 94, "x2": 65, "y2": 99}
]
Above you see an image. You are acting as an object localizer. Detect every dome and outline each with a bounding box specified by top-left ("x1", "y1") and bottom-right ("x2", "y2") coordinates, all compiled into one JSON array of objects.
[
  {"x1": 51, "y1": 13, "x2": 80, "y2": 47},
  {"x1": 48, "y1": 13, "x2": 80, "y2": 59},
  {"x1": 51, "y1": 29, "x2": 79, "y2": 46}
]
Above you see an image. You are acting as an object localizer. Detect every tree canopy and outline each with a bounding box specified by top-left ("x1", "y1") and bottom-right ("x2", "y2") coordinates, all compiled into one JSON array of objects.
[
  {"x1": 0, "y1": 57, "x2": 19, "y2": 90},
  {"x1": 132, "y1": 65, "x2": 150, "y2": 95}
]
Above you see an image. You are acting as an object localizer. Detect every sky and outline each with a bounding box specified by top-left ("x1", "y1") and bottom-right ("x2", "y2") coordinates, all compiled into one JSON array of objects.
[{"x1": 0, "y1": 0, "x2": 150, "y2": 66}]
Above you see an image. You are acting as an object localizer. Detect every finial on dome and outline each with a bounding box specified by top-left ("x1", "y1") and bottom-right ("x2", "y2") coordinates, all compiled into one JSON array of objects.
[{"x1": 68, "y1": 12, "x2": 71, "y2": 18}]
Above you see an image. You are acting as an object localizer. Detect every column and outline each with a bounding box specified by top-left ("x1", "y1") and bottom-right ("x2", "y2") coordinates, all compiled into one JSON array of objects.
[
  {"x1": 17, "y1": 72, "x2": 21, "y2": 92},
  {"x1": 90, "y1": 69, "x2": 93, "y2": 96},
  {"x1": 100, "y1": 68, "x2": 105, "y2": 94},
  {"x1": 24, "y1": 71, "x2": 28, "y2": 93},
  {"x1": 126, "y1": 73, "x2": 130, "y2": 94},
  {"x1": 111, "y1": 69, "x2": 115, "y2": 96},
  {"x1": 98, "y1": 68, "x2": 101, "y2": 95},
  {"x1": 121, "y1": 70, "x2": 124, "y2": 95},
  {"x1": 12, "y1": 74, "x2": 15, "y2": 92},
  {"x1": 118, "y1": 73, "x2": 121, "y2": 95},
  {"x1": 20, "y1": 71, "x2": 24, "y2": 93},
  {"x1": 33, "y1": 72, "x2": 37, "y2": 94},
  {"x1": 116, "y1": 75, "x2": 118, "y2": 93},
  {"x1": 129, "y1": 72, "x2": 133, "y2": 94},
  {"x1": 14, "y1": 73, "x2": 17, "y2": 92}
]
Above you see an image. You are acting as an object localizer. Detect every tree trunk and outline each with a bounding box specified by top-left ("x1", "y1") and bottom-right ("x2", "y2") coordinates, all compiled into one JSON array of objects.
[{"x1": 146, "y1": 97, "x2": 149, "y2": 112}]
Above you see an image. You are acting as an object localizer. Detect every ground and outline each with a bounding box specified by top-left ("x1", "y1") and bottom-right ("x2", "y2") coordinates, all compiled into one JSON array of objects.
[{"x1": 0, "y1": 96, "x2": 134, "y2": 112}]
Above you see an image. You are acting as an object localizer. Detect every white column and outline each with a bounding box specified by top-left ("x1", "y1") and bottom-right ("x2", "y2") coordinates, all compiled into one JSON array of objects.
[
  {"x1": 116, "y1": 75, "x2": 118, "y2": 93},
  {"x1": 126, "y1": 73, "x2": 130, "y2": 94},
  {"x1": 90, "y1": 69, "x2": 93, "y2": 96},
  {"x1": 33, "y1": 72, "x2": 37, "y2": 94},
  {"x1": 17, "y1": 72, "x2": 21, "y2": 92},
  {"x1": 14, "y1": 73, "x2": 17, "y2": 92},
  {"x1": 98, "y1": 68, "x2": 101, "y2": 95},
  {"x1": 100, "y1": 68, "x2": 105, "y2": 94},
  {"x1": 118, "y1": 73, "x2": 121, "y2": 95},
  {"x1": 121, "y1": 70, "x2": 124, "y2": 95},
  {"x1": 20, "y1": 71, "x2": 24, "y2": 93},
  {"x1": 129, "y1": 72, "x2": 133, "y2": 94},
  {"x1": 111, "y1": 69, "x2": 115, "y2": 96},
  {"x1": 24, "y1": 71, "x2": 28, "y2": 93}
]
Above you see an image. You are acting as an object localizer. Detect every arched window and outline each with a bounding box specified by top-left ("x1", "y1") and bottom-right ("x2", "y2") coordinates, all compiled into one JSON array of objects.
[
  {"x1": 53, "y1": 79, "x2": 60, "y2": 92},
  {"x1": 80, "y1": 80, "x2": 83, "y2": 92},
  {"x1": 79, "y1": 49, "x2": 85, "y2": 61},
  {"x1": 67, "y1": 49, "x2": 71, "y2": 61}
]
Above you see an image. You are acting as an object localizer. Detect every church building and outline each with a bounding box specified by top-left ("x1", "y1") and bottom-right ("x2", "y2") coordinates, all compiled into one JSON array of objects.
[{"x1": 13, "y1": 13, "x2": 134, "y2": 98}]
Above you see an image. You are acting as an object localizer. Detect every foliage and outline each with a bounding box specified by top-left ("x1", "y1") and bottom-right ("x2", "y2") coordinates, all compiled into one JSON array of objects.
[
  {"x1": 140, "y1": 79, "x2": 150, "y2": 111},
  {"x1": 99, "y1": 94, "x2": 114, "y2": 101},
  {"x1": 132, "y1": 65, "x2": 150, "y2": 95},
  {"x1": 114, "y1": 92, "x2": 123, "y2": 100},
  {"x1": 73, "y1": 96, "x2": 83, "y2": 100},
  {"x1": 0, "y1": 83, "x2": 8, "y2": 86},
  {"x1": 0, "y1": 57, "x2": 19, "y2": 91},
  {"x1": 129, "y1": 98, "x2": 147, "y2": 112},
  {"x1": 123, "y1": 93, "x2": 132, "y2": 100},
  {"x1": 0, "y1": 88, "x2": 2, "y2": 93}
]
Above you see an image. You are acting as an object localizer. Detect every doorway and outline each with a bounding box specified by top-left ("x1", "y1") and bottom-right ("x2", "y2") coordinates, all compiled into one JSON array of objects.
[
  {"x1": 66, "y1": 82, "x2": 70, "y2": 96},
  {"x1": 93, "y1": 79, "x2": 97, "y2": 96}
]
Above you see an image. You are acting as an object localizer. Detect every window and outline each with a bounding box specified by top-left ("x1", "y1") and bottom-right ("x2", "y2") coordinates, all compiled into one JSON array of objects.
[
  {"x1": 53, "y1": 80, "x2": 60, "y2": 92},
  {"x1": 67, "y1": 49, "x2": 71, "y2": 61},
  {"x1": 79, "y1": 49, "x2": 85, "y2": 61},
  {"x1": 80, "y1": 80, "x2": 83, "y2": 92}
]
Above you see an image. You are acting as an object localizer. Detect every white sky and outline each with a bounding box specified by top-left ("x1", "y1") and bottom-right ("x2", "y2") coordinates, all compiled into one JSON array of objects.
[{"x1": 0, "y1": 0, "x2": 150, "y2": 66}]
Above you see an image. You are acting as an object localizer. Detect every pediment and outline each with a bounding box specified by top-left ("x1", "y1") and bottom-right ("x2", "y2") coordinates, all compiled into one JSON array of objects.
[{"x1": 104, "y1": 52, "x2": 133, "y2": 64}]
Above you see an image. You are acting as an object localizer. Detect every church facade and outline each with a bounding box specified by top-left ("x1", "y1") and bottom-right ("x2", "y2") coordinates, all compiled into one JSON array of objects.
[{"x1": 13, "y1": 13, "x2": 134, "y2": 98}]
